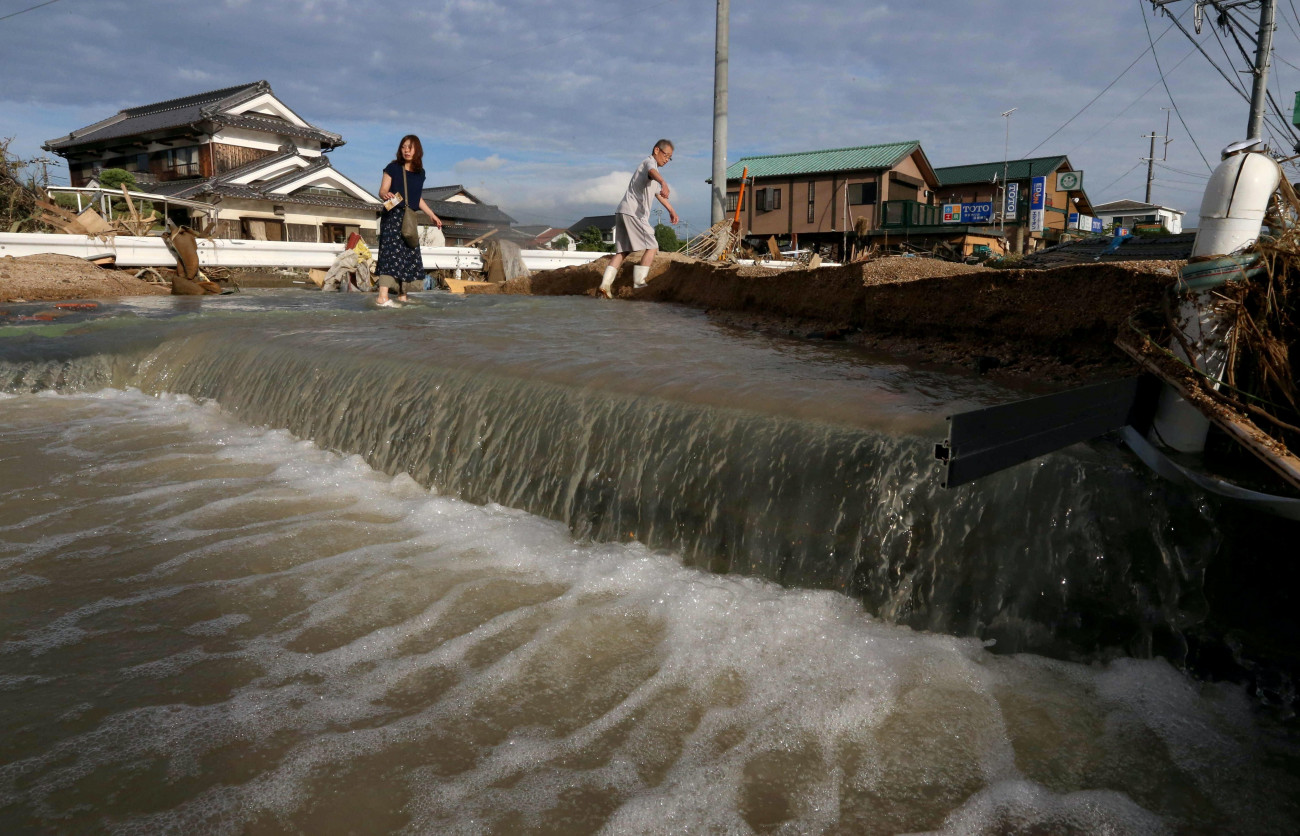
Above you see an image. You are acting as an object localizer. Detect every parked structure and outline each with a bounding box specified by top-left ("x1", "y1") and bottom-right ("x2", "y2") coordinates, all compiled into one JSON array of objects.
[
  {"x1": 43, "y1": 81, "x2": 381, "y2": 243},
  {"x1": 933, "y1": 156, "x2": 1098, "y2": 253},
  {"x1": 720, "y1": 141, "x2": 942, "y2": 258},
  {"x1": 1092, "y1": 199, "x2": 1185, "y2": 234},
  {"x1": 419, "y1": 185, "x2": 518, "y2": 246}
]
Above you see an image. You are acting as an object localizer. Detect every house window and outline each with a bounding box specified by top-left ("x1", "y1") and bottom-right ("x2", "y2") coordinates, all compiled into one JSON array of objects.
[
  {"x1": 848, "y1": 183, "x2": 876, "y2": 206},
  {"x1": 165, "y1": 146, "x2": 201, "y2": 177},
  {"x1": 807, "y1": 181, "x2": 816, "y2": 223},
  {"x1": 726, "y1": 192, "x2": 738, "y2": 213},
  {"x1": 756, "y1": 188, "x2": 781, "y2": 212}
]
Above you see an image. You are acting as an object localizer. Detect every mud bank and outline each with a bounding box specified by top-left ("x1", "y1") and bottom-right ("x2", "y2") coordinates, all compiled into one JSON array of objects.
[
  {"x1": 1, "y1": 254, "x2": 170, "y2": 301},
  {"x1": 472, "y1": 254, "x2": 1182, "y2": 382}
]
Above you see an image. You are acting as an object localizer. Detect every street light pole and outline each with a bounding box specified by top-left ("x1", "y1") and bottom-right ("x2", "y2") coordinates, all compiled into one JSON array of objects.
[{"x1": 1000, "y1": 108, "x2": 1016, "y2": 232}]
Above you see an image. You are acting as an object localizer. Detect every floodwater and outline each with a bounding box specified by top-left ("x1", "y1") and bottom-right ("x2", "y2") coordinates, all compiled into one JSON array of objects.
[{"x1": 0, "y1": 292, "x2": 1296, "y2": 834}]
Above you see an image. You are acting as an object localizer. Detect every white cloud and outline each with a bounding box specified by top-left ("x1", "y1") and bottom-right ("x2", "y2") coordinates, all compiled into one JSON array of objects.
[
  {"x1": 570, "y1": 171, "x2": 632, "y2": 207},
  {"x1": 455, "y1": 154, "x2": 507, "y2": 173}
]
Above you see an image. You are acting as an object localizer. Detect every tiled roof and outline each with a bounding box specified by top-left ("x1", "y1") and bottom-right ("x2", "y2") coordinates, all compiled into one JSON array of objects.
[
  {"x1": 423, "y1": 184, "x2": 470, "y2": 201},
  {"x1": 568, "y1": 214, "x2": 617, "y2": 234},
  {"x1": 148, "y1": 152, "x2": 377, "y2": 211},
  {"x1": 724, "y1": 142, "x2": 921, "y2": 179},
  {"x1": 43, "y1": 80, "x2": 342, "y2": 152},
  {"x1": 934, "y1": 156, "x2": 1069, "y2": 186},
  {"x1": 428, "y1": 200, "x2": 515, "y2": 225},
  {"x1": 1093, "y1": 199, "x2": 1184, "y2": 214}
]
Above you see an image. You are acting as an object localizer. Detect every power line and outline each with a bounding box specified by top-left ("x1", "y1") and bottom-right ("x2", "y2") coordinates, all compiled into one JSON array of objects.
[
  {"x1": 1141, "y1": 0, "x2": 1214, "y2": 170},
  {"x1": 1098, "y1": 160, "x2": 1146, "y2": 196},
  {"x1": 1155, "y1": 161, "x2": 1210, "y2": 178},
  {"x1": 1020, "y1": 14, "x2": 1179, "y2": 157},
  {"x1": 0, "y1": 0, "x2": 64, "y2": 23},
  {"x1": 1066, "y1": 47, "x2": 1196, "y2": 156}
]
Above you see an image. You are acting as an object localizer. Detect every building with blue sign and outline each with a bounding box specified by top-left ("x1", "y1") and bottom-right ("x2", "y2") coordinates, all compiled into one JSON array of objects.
[{"x1": 933, "y1": 155, "x2": 1097, "y2": 253}]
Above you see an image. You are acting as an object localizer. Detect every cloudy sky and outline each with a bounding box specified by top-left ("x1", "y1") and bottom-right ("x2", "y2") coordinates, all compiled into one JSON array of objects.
[{"x1": 3, "y1": 0, "x2": 1299, "y2": 234}]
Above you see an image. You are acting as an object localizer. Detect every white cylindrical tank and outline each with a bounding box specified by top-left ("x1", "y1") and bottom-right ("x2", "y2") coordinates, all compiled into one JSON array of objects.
[{"x1": 1147, "y1": 141, "x2": 1281, "y2": 453}]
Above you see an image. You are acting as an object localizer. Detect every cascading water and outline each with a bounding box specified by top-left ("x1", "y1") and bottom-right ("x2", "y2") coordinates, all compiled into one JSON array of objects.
[{"x1": 1, "y1": 292, "x2": 1297, "y2": 833}]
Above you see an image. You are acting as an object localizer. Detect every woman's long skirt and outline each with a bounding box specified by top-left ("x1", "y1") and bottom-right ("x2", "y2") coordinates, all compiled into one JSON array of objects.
[{"x1": 376, "y1": 208, "x2": 424, "y2": 287}]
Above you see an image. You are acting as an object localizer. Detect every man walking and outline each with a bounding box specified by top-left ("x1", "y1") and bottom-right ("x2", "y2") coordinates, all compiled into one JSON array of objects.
[{"x1": 599, "y1": 139, "x2": 679, "y2": 298}]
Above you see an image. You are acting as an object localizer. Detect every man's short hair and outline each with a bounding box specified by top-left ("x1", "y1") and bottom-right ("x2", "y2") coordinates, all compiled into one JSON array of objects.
[{"x1": 654, "y1": 139, "x2": 674, "y2": 153}]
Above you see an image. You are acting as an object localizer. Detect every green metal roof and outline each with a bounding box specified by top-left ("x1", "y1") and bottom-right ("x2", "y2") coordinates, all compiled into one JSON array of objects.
[
  {"x1": 933, "y1": 156, "x2": 1068, "y2": 186},
  {"x1": 724, "y1": 141, "x2": 921, "y2": 180}
]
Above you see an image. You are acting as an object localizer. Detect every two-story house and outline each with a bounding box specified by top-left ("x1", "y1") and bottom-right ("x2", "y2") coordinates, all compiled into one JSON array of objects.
[
  {"x1": 43, "y1": 81, "x2": 382, "y2": 243},
  {"x1": 933, "y1": 156, "x2": 1098, "y2": 253},
  {"x1": 720, "y1": 141, "x2": 941, "y2": 258}
]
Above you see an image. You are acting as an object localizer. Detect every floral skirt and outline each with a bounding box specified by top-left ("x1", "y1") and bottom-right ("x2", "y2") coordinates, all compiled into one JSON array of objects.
[{"x1": 376, "y1": 208, "x2": 424, "y2": 286}]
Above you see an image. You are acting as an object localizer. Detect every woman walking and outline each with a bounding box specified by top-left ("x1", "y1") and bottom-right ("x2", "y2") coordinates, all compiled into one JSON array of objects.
[{"x1": 375, "y1": 135, "x2": 442, "y2": 306}]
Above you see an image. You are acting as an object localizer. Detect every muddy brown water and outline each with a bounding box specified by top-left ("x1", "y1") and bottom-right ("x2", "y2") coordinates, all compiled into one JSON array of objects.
[{"x1": 1, "y1": 291, "x2": 1297, "y2": 833}]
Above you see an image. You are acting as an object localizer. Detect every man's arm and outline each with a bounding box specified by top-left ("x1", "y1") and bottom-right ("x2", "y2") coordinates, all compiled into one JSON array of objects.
[
  {"x1": 655, "y1": 191, "x2": 679, "y2": 225},
  {"x1": 649, "y1": 167, "x2": 670, "y2": 200}
]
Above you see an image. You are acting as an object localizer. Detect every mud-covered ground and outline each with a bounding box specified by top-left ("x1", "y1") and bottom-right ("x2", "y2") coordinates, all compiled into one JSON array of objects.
[
  {"x1": 1, "y1": 254, "x2": 170, "y2": 301},
  {"x1": 471, "y1": 253, "x2": 1183, "y2": 382}
]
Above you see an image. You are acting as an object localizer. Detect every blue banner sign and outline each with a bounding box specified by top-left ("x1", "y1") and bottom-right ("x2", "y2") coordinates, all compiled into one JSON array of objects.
[
  {"x1": 941, "y1": 202, "x2": 994, "y2": 224},
  {"x1": 1029, "y1": 176, "x2": 1046, "y2": 232},
  {"x1": 1005, "y1": 182, "x2": 1019, "y2": 218}
]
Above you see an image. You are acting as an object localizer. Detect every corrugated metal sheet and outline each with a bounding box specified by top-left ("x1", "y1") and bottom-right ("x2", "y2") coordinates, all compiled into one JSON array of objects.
[
  {"x1": 934, "y1": 156, "x2": 1068, "y2": 186},
  {"x1": 724, "y1": 142, "x2": 920, "y2": 179}
]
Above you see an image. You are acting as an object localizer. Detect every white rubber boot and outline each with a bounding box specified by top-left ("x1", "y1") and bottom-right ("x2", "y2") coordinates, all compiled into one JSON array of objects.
[
  {"x1": 598, "y1": 265, "x2": 616, "y2": 298},
  {"x1": 632, "y1": 265, "x2": 650, "y2": 288}
]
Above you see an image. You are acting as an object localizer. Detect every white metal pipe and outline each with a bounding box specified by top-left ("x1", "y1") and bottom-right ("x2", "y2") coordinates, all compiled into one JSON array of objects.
[{"x1": 1147, "y1": 144, "x2": 1281, "y2": 453}]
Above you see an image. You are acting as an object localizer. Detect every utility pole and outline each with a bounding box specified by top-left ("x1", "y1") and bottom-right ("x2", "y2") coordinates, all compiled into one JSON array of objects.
[
  {"x1": 1247, "y1": 0, "x2": 1276, "y2": 140},
  {"x1": 1141, "y1": 109, "x2": 1172, "y2": 203},
  {"x1": 711, "y1": 0, "x2": 729, "y2": 224}
]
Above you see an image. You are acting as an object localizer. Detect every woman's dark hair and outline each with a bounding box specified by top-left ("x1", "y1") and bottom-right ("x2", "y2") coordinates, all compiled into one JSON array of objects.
[{"x1": 394, "y1": 135, "x2": 424, "y2": 173}]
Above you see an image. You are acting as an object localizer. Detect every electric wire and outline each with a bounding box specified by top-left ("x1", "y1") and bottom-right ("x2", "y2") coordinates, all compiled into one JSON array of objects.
[
  {"x1": 1066, "y1": 48, "x2": 1196, "y2": 156},
  {"x1": 1097, "y1": 160, "x2": 1146, "y2": 197},
  {"x1": 1142, "y1": 0, "x2": 1215, "y2": 170},
  {"x1": 0, "y1": 0, "x2": 64, "y2": 23},
  {"x1": 1020, "y1": 14, "x2": 1179, "y2": 158},
  {"x1": 1155, "y1": 161, "x2": 1211, "y2": 178}
]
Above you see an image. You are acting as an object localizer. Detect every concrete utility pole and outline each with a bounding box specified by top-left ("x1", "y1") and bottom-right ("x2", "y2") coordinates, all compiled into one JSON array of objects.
[
  {"x1": 711, "y1": 0, "x2": 729, "y2": 224},
  {"x1": 1142, "y1": 109, "x2": 1171, "y2": 203},
  {"x1": 1247, "y1": 0, "x2": 1276, "y2": 140}
]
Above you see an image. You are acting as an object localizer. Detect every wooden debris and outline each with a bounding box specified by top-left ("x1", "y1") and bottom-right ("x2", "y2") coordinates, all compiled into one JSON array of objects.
[
  {"x1": 445, "y1": 278, "x2": 493, "y2": 294},
  {"x1": 1117, "y1": 334, "x2": 1300, "y2": 492}
]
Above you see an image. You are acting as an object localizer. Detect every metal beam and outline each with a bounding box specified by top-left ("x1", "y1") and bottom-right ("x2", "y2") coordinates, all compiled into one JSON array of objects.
[{"x1": 934, "y1": 377, "x2": 1159, "y2": 488}]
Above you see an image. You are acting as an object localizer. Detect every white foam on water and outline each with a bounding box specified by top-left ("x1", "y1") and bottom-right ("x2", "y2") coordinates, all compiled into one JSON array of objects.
[{"x1": 0, "y1": 389, "x2": 1295, "y2": 835}]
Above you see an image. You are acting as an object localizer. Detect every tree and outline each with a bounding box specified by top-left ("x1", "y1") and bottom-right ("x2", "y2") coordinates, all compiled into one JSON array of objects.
[
  {"x1": 97, "y1": 167, "x2": 157, "y2": 227},
  {"x1": 576, "y1": 226, "x2": 611, "y2": 252},
  {"x1": 550, "y1": 234, "x2": 570, "y2": 251},
  {"x1": 654, "y1": 223, "x2": 684, "y2": 252},
  {"x1": 96, "y1": 168, "x2": 137, "y2": 192}
]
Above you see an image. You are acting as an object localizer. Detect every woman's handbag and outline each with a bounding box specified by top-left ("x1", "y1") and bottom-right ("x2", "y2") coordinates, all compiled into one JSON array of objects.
[{"x1": 400, "y1": 168, "x2": 421, "y2": 249}]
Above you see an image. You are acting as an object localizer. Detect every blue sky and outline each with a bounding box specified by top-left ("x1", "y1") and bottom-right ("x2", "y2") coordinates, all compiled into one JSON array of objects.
[{"x1": 2, "y1": 0, "x2": 1298, "y2": 235}]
